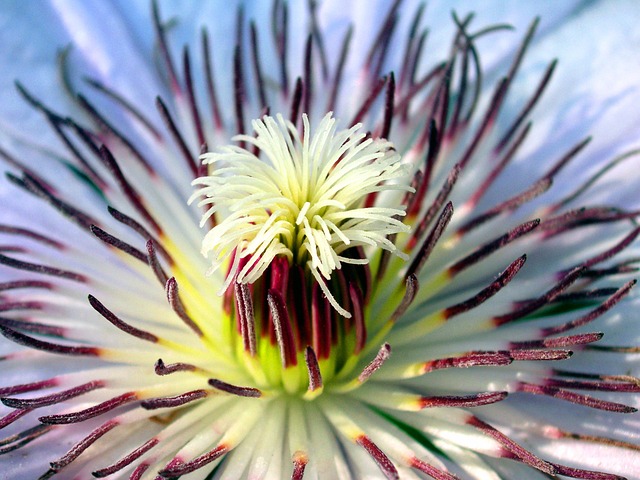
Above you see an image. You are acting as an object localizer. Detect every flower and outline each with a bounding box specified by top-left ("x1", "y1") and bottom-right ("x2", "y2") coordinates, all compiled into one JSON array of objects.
[{"x1": 0, "y1": 1, "x2": 639, "y2": 479}]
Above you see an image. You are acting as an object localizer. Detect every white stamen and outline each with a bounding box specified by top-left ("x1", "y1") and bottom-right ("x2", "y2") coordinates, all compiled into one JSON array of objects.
[{"x1": 191, "y1": 112, "x2": 412, "y2": 316}]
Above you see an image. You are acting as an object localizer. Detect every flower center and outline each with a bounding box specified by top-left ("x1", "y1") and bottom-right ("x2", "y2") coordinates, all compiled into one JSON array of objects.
[{"x1": 189, "y1": 113, "x2": 412, "y2": 393}]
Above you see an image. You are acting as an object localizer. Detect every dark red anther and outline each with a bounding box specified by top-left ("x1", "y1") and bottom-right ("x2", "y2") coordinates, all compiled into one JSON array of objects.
[
  {"x1": 182, "y1": 47, "x2": 206, "y2": 148},
  {"x1": 289, "y1": 77, "x2": 304, "y2": 124},
  {"x1": 467, "y1": 415, "x2": 556, "y2": 474},
  {"x1": 419, "y1": 391, "x2": 507, "y2": 408},
  {"x1": 445, "y1": 255, "x2": 526, "y2": 318},
  {"x1": 235, "y1": 283, "x2": 257, "y2": 356},
  {"x1": 89, "y1": 294, "x2": 158, "y2": 343},
  {"x1": 108, "y1": 207, "x2": 172, "y2": 263},
  {"x1": 494, "y1": 266, "x2": 584, "y2": 326},
  {"x1": 7, "y1": 172, "x2": 97, "y2": 231},
  {"x1": 156, "y1": 95, "x2": 198, "y2": 177},
  {"x1": 84, "y1": 77, "x2": 163, "y2": 141},
  {"x1": 0, "y1": 325, "x2": 98, "y2": 356},
  {"x1": 159, "y1": 444, "x2": 228, "y2": 477},
  {"x1": 268, "y1": 289, "x2": 297, "y2": 367},
  {"x1": 358, "y1": 343, "x2": 391, "y2": 383},
  {"x1": 326, "y1": 25, "x2": 352, "y2": 113},
  {"x1": 92, "y1": 438, "x2": 159, "y2": 477},
  {"x1": 390, "y1": 274, "x2": 418, "y2": 323},
  {"x1": 141, "y1": 390, "x2": 208, "y2": 410},
  {"x1": 349, "y1": 282, "x2": 366, "y2": 354},
  {"x1": 166, "y1": 277, "x2": 203, "y2": 336},
  {"x1": 98, "y1": 145, "x2": 161, "y2": 232},
  {"x1": 410, "y1": 456, "x2": 459, "y2": 480},
  {"x1": 542, "y1": 280, "x2": 636, "y2": 336},
  {"x1": 90, "y1": 225, "x2": 147, "y2": 263},
  {"x1": 422, "y1": 351, "x2": 512, "y2": 373},
  {"x1": 406, "y1": 202, "x2": 454, "y2": 278},
  {"x1": 154, "y1": 358, "x2": 197, "y2": 376},
  {"x1": 48, "y1": 420, "x2": 119, "y2": 470},
  {"x1": 449, "y1": 219, "x2": 539, "y2": 276},
  {"x1": 356, "y1": 435, "x2": 399, "y2": 480},
  {"x1": 311, "y1": 282, "x2": 331, "y2": 359},
  {"x1": 39, "y1": 392, "x2": 138, "y2": 424},
  {"x1": 304, "y1": 346, "x2": 322, "y2": 391},
  {"x1": 518, "y1": 382, "x2": 637, "y2": 413},
  {"x1": 290, "y1": 265, "x2": 311, "y2": 348},
  {"x1": 201, "y1": 28, "x2": 223, "y2": 130},
  {"x1": 208, "y1": 379, "x2": 261, "y2": 398},
  {"x1": 151, "y1": 0, "x2": 181, "y2": 94},
  {"x1": 250, "y1": 22, "x2": 267, "y2": 110},
  {"x1": 408, "y1": 164, "x2": 460, "y2": 248},
  {"x1": 303, "y1": 34, "x2": 313, "y2": 118},
  {"x1": 2, "y1": 380, "x2": 103, "y2": 409}
]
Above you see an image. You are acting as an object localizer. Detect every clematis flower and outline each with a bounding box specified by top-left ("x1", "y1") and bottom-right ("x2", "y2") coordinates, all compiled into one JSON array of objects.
[{"x1": 0, "y1": 0, "x2": 639, "y2": 478}]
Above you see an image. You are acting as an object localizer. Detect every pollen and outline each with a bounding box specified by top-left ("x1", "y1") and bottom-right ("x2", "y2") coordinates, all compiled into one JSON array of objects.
[{"x1": 191, "y1": 112, "x2": 411, "y2": 317}]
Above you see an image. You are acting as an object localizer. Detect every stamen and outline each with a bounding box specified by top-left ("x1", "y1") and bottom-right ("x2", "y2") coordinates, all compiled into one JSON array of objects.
[
  {"x1": 494, "y1": 266, "x2": 584, "y2": 326},
  {"x1": 518, "y1": 383, "x2": 636, "y2": 413},
  {"x1": 271, "y1": 0, "x2": 289, "y2": 94},
  {"x1": 154, "y1": 358, "x2": 197, "y2": 376},
  {"x1": 409, "y1": 164, "x2": 460, "y2": 247},
  {"x1": 326, "y1": 25, "x2": 352, "y2": 113},
  {"x1": 249, "y1": 22, "x2": 267, "y2": 110},
  {"x1": 108, "y1": 207, "x2": 172, "y2": 263},
  {"x1": 92, "y1": 438, "x2": 159, "y2": 478},
  {"x1": 268, "y1": 290, "x2": 297, "y2": 367},
  {"x1": 39, "y1": 392, "x2": 138, "y2": 424},
  {"x1": 409, "y1": 456, "x2": 459, "y2": 480},
  {"x1": 2, "y1": 380, "x2": 103, "y2": 409},
  {"x1": 422, "y1": 351, "x2": 513, "y2": 373},
  {"x1": 98, "y1": 146, "x2": 160, "y2": 232},
  {"x1": 49, "y1": 420, "x2": 119, "y2": 470},
  {"x1": 407, "y1": 201, "x2": 454, "y2": 278},
  {"x1": 358, "y1": 343, "x2": 391, "y2": 383},
  {"x1": 84, "y1": 77, "x2": 163, "y2": 141},
  {"x1": 90, "y1": 225, "x2": 147, "y2": 263},
  {"x1": 147, "y1": 239, "x2": 169, "y2": 286},
  {"x1": 0, "y1": 378, "x2": 57, "y2": 396},
  {"x1": 495, "y1": 60, "x2": 555, "y2": 152},
  {"x1": 449, "y1": 221, "x2": 539, "y2": 275},
  {"x1": 467, "y1": 415, "x2": 556, "y2": 474},
  {"x1": 233, "y1": 45, "x2": 246, "y2": 139},
  {"x1": 208, "y1": 379, "x2": 261, "y2": 398},
  {"x1": 356, "y1": 434, "x2": 399, "y2": 480},
  {"x1": 235, "y1": 283, "x2": 257, "y2": 356},
  {"x1": 166, "y1": 277, "x2": 203, "y2": 336},
  {"x1": 419, "y1": 391, "x2": 507, "y2": 408},
  {"x1": 291, "y1": 450, "x2": 308, "y2": 480},
  {"x1": 88, "y1": 294, "x2": 158, "y2": 343},
  {"x1": 304, "y1": 346, "x2": 322, "y2": 392},
  {"x1": 6, "y1": 173, "x2": 96, "y2": 230},
  {"x1": 0, "y1": 325, "x2": 98, "y2": 356},
  {"x1": 141, "y1": 390, "x2": 208, "y2": 409},
  {"x1": 151, "y1": 0, "x2": 181, "y2": 94},
  {"x1": 390, "y1": 274, "x2": 419, "y2": 323},
  {"x1": 511, "y1": 332, "x2": 603, "y2": 349},
  {"x1": 0, "y1": 224, "x2": 63, "y2": 249},
  {"x1": 77, "y1": 94, "x2": 154, "y2": 172},
  {"x1": 0, "y1": 424, "x2": 52, "y2": 454},
  {"x1": 158, "y1": 444, "x2": 228, "y2": 477},
  {"x1": 182, "y1": 47, "x2": 206, "y2": 148},
  {"x1": 156, "y1": 96, "x2": 198, "y2": 177},
  {"x1": 552, "y1": 464, "x2": 625, "y2": 480},
  {"x1": 0, "y1": 408, "x2": 31, "y2": 429},
  {"x1": 201, "y1": 28, "x2": 223, "y2": 130}
]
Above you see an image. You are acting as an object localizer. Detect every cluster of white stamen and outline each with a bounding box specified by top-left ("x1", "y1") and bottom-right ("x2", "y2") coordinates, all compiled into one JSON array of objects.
[{"x1": 190, "y1": 113, "x2": 411, "y2": 316}]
